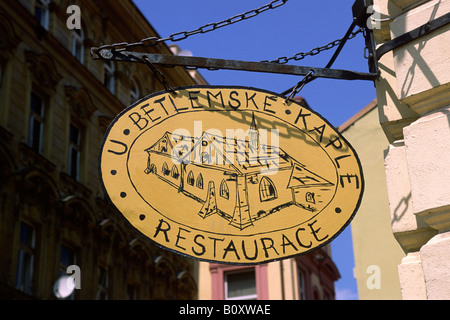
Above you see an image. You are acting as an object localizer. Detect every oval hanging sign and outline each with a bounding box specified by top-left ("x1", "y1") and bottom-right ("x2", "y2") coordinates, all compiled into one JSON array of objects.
[{"x1": 99, "y1": 86, "x2": 363, "y2": 265}]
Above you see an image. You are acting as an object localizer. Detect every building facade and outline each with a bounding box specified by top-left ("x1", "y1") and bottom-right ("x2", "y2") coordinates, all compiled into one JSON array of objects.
[
  {"x1": 0, "y1": 0, "x2": 203, "y2": 299},
  {"x1": 339, "y1": 99, "x2": 405, "y2": 299},
  {"x1": 374, "y1": 0, "x2": 450, "y2": 299},
  {"x1": 197, "y1": 245, "x2": 340, "y2": 300}
]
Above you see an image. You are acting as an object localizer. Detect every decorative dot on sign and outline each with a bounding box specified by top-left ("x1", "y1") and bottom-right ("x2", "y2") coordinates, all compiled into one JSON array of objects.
[
  {"x1": 120, "y1": 192, "x2": 127, "y2": 198},
  {"x1": 139, "y1": 214, "x2": 146, "y2": 221},
  {"x1": 335, "y1": 207, "x2": 342, "y2": 213},
  {"x1": 285, "y1": 109, "x2": 291, "y2": 115},
  {"x1": 123, "y1": 129, "x2": 130, "y2": 135},
  {"x1": 110, "y1": 170, "x2": 117, "y2": 175}
]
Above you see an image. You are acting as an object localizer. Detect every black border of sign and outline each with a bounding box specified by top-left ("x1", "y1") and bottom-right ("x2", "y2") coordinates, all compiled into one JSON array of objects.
[{"x1": 98, "y1": 85, "x2": 365, "y2": 266}]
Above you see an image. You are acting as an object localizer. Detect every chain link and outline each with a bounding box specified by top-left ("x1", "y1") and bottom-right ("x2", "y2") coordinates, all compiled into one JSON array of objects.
[
  {"x1": 94, "y1": 0, "x2": 288, "y2": 54},
  {"x1": 126, "y1": 53, "x2": 176, "y2": 93},
  {"x1": 261, "y1": 27, "x2": 363, "y2": 64}
]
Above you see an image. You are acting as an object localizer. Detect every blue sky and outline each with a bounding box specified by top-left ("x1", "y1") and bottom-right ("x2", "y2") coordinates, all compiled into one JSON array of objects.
[{"x1": 133, "y1": 0, "x2": 375, "y2": 300}]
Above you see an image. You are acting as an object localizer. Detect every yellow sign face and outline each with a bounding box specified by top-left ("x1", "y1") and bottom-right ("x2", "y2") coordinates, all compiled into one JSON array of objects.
[{"x1": 99, "y1": 86, "x2": 363, "y2": 265}]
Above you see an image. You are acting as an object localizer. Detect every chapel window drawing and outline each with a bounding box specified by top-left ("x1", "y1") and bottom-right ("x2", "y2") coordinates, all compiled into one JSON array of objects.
[
  {"x1": 220, "y1": 180, "x2": 229, "y2": 200},
  {"x1": 259, "y1": 176, "x2": 277, "y2": 202},
  {"x1": 171, "y1": 165, "x2": 179, "y2": 179},
  {"x1": 306, "y1": 192, "x2": 316, "y2": 204},
  {"x1": 160, "y1": 139, "x2": 168, "y2": 153},
  {"x1": 162, "y1": 162, "x2": 169, "y2": 176},
  {"x1": 196, "y1": 173, "x2": 203, "y2": 189},
  {"x1": 187, "y1": 171, "x2": 195, "y2": 186}
]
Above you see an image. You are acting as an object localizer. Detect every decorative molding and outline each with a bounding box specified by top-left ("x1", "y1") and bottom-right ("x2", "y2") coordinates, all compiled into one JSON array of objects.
[
  {"x1": 25, "y1": 51, "x2": 62, "y2": 88},
  {"x1": 64, "y1": 85, "x2": 96, "y2": 123},
  {"x1": 0, "y1": 12, "x2": 21, "y2": 59}
]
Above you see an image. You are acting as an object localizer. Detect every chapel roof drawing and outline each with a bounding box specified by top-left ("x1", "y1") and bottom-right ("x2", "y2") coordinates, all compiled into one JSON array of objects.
[{"x1": 145, "y1": 130, "x2": 334, "y2": 188}]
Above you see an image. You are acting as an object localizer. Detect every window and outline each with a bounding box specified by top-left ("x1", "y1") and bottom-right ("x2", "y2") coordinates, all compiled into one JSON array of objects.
[
  {"x1": 298, "y1": 268, "x2": 306, "y2": 300},
  {"x1": 72, "y1": 28, "x2": 84, "y2": 63},
  {"x1": 68, "y1": 123, "x2": 81, "y2": 180},
  {"x1": 196, "y1": 173, "x2": 203, "y2": 189},
  {"x1": 28, "y1": 92, "x2": 45, "y2": 153},
  {"x1": 96, "y1": 266, "x2": 109, "y2": 300},
  {"x1": 130, "y1": 79, "x2": 140, "y2": 103},
  {"x1": 34, "y1": 0, "x2": 50, "y2": 30},
  {"x1": 220, "y1": 179, "x2": 229, "y2": 199},
  {"x1": 171, "y1": 165, "x2": 179, "y2": 179},
  {"x1": 306, "y1": 192, "x2": 315, "y2": 204},
  {"x1": 187, "y1": 171, "x2": 194, "y2": 186},
  {"x1": 259, "y1": 176, "x2": 277, "y2": 202},
  {"x1": 15, "y1": 222, "x2": 36, "y2": 295},
  {"x1": 104, "y1": 61, "x2": 115, "y2": 94},
  {"x1": 225, "y1": 269, "x2": 257, "y2": 300},
  {"x1": 162, "y1": 162, "x2": 169, "y2": 176}
]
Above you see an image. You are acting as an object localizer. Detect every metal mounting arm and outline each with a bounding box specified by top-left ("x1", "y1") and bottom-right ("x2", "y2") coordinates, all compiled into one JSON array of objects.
[{"x1": 90, "y1": 48, "x2": 379, "y2": 82}]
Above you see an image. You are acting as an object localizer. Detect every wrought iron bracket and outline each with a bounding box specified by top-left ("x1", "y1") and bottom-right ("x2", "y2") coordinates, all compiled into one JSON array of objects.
[
  {"x1": 90, "y1": 48, "x2": 379, "y2": 82},
  {"x1": 377, "y1": 11, "x2": 450, "y2": 60},
  {"x1": 90, "y1": 0, "x2": 380, "y2": 86}
]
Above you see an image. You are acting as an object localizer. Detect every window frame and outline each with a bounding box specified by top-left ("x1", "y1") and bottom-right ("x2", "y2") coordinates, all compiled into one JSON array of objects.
[
  {"x1": 96, "y1": 266, "x2": 109, "y2": 300},
  {"x1": 162, "y1": 162, "x2": 169, "y2": 176},
  {"x1": 15, "y1": 222, "x2": 36, "y2": 295},
  {"x1": 210, "y1": 264, "x2": 268, "y2": 300},
  {"x1": 259, "y1": 176, "x2": 277, "y2": 202},
  {"x1": 68, "y1": 123, "x2": 82, "y2": 180},
  {"x1": 72, "y1": 28, "x2": 84, "y2": 64},
  {"x1": 298, "y1": 267, "x2": 306, "y2": 300},
  {"x1": 34, "y1": 0, "x2": 50, "y2": 30},
  {"x1": 224, "y1": 268, "x2": 257, "y2": 300},
  {"x1": 220, "y1": 179, "x2": 229, "y2": 199},
  {"x1": 187, "y1": 171, "x2": 195, "y2": 186},
  {"x1": 28, "y1": 92, "x2": 45, "y2": 154},
  {"x1": 171, "y1": 165, "x2": 179, "y2": 179},
  {"x1": 196, "y1": 173, "x2": 203, "y2": 189},
  {"x1": 103, "y1": 61, "x2": 115, "y2": 94}
]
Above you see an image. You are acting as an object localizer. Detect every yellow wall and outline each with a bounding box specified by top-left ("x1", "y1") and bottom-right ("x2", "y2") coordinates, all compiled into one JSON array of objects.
[{"x1": 341, "y1": 102, "x2": 404, "y2": 299}]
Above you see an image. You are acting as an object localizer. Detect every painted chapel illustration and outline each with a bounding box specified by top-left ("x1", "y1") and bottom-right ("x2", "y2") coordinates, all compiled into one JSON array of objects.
[{"x1": 144, "y1": 114, "x2": 335, "y2": 230}]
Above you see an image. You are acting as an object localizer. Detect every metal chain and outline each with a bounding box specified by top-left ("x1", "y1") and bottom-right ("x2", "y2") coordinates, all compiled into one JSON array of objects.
[
  {"x1": 261, "y1": 27, "x2": 363, "y2": 64},
  {"x1": 127, "y1": 53, "x2": 177, "y2": 93},
  {"x1": 94, "y1": 0, "x2": 288, "y2": 55},
  {"x1": 284, "y1": 70, "x2": 314, "y2": 102}
]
